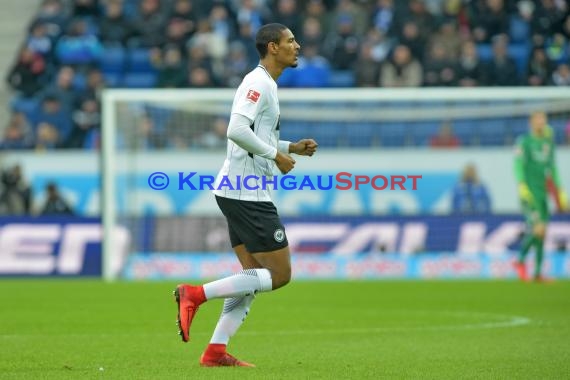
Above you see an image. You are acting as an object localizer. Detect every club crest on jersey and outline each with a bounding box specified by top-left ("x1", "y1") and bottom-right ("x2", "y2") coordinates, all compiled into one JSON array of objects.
[
  {"x1": 274, "y1": 229, "x2": 285, "y2": 243},
  {"x1": 246, "y1": 89, "x2": 261, "y2": 103}
]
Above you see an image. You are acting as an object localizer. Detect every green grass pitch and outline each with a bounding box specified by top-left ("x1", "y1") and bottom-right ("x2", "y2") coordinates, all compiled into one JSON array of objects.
[{"x1": 1, "y1": 279, "x2": 569, "y2": 379}]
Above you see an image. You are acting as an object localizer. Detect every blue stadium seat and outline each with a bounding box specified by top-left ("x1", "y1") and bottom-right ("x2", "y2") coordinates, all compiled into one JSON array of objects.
[
  {"x1": 311, "y1": 122, "x2": 344, "y2": 147},
  {"x1": 280, "y1": 121, "x2": 308, "y2": 141},
  {"x1": 509, "y1": 17, "x2": 529, "y2": 43},
  {"x1": 72, "y1": 72, "x2": 87, "y2": 91},
  {"x1": 451, "y1": 119, "x2": 477, "y2": 145},
  {"x1": 477, "y1": 119, "x2": 508, "y2": 146},
  {"x1": 375, "y1": 122, "x2": 409, "y2": 147},
  {"x1": 103, "y1": 72, "x2": 122, "y2": 87},
  {"x1": 409, "y1": 121, "x2": 441, "y2": 146},
  {"x1": 508, "y1": 44, "x2": 530, "y2": 75},
  {"x1": 128, "y1": 48, "x2": 155, "y2": 73},
  {"x1": 10, "y1": 97, "x2": 39, "y2": 117},
  {"x1": 346, "y1": 122, "x2": 375, "y2": 147},
  {"x1": 328, "y1": 70, "x2": 355, "y2": 87},
  {"x1": 101, "y1": 46, "x2": 126, "y2": 73},
  {"x1": 122, "y1": 72, "x2": 157, "y2": 88}
]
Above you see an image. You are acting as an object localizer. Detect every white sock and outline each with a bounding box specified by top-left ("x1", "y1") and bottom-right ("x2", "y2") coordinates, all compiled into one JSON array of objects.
[
  {"x1": 203, "y1": 268, "x2": 272, "y2": 300},
  {"x1": 210, "y1": 294, "x2": 255, "y2": 345}
]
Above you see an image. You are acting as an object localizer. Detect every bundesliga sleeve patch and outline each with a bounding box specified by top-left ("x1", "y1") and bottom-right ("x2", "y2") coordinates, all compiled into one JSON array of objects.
[{"x1": 246, "y1": 89, "x2": 261, "y2": 103}]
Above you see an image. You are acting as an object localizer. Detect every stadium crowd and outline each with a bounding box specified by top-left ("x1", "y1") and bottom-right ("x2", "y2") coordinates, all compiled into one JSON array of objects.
[{"x1": 2, "y1": 0, "x2": 570, "y2": 150}]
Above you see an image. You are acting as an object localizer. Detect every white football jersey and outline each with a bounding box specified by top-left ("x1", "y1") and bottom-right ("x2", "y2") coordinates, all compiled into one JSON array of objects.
[{"x1": 213, "y1": 65, "x2": 282, "y2": 201}]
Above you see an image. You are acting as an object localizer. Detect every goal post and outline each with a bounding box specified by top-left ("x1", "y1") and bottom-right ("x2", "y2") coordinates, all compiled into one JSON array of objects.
[{"x1": 101, "y1": 87, "x2": 570, "y2": 281}]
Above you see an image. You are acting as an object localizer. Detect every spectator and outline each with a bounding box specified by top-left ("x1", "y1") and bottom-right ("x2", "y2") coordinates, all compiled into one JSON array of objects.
[
  {"x1": 531, "y1": 0, "x2": 566, "y2": 38},
  {"x1": 30, "y1": 95, "x2": 72, "y2": 144},
  {"x1": 6, "y1": 47, "x2": 48, "y2": 97},
  {"x1": 303, "y1": 0, "x2": 332, "y2": 36},
  {"x1": 55, "y1": 19, "x2": 103, "y2": 66},
  {"x1": 526, "y1": 47, "x2": 552, "y2": 86},
  {"x1": 423, "y1": 42, "x2": 458, "y2": 86},
  {"x1": 333, "y1": 0, "x2": 369, "y2": 36},
  {"x1": 155, "y1": 45, "x2": 187, "y2": 88},
  {"x1": 282, "y1": 43, "x2": 331, "y2": 87},
  {"x1": 72, "y1": 0, "x2": 100, "y2": 18},
  {"x1": 430, "y1": 121, "x2": 461, "y2": 148},
  {"x1": 80, "y1": 67, "x2": 106, "y2": 102},
  {"x1": 35, "y1": 122, "x2": 60, "y2": 150},
  {"x1": 551, "y1": 63, "x2": 570, "y2": 86},
  {"x1": 39, "y1": 66, "x2": 77, "y2": 109},
  {"x1": 1, "y1": 113, "x2": 34, "y2": 150},
  {"x1": 456, "y1": 40, "x2": 486, "y2": 87},
  {"x1": 195, "y1": 117, "x2": 227, "y2": 149},
  {"x1": 26, "y1": 21, "x2": 54, "y2": 61},
  {"x1": 40, "y1": 182, "x2": 74, "y2": 215},
  {"x1": 98, "y1": 0, "x2": 133, "y2": 46},
  {"x1": 300, "y1": 17, "x2": 325, "y2": 48},
  {"x1": 404, "y1": 0, "x2": 435, "y2": 39},
  {"x1": 371, "y1": 0, "x2": 396, "y2": 35},
  {"x1": 565, "y1": 122, "x2": 570, "y2": 144},
  {"x1": 355, "y1": 42, "x2": 381, "y2": 87},
  {"x1": 485, "y1": 35, "x2": 519, "y2": 86},
  {"x1": 170, "y1": 0, "x2": 198, "y2": 38},
  {"x1": 187, "y1": 66, "x2": 214, "y2": 88},
  {"x1": 545, "y1": 33, "x2": 569, "y2": 64},
  {"x1": 209, "y1": 3, "x2": 234, "y2": 42},
  {"x1": 273, "y1": 0, "x2": 302, "y2": 36},
  {"x1": 323, "y1": 14, "x2": 360, "y2": 70},
  {"x1": 129, "y1": 0, "x2": 168, "y2": 48},
  {"x1": 224, "y1": 41, "x2": 251, "y2": 88},
  {"x1": 380, "y1": 44, "x2": 423, "y2": 87},
  {"x1": 451, "y1": 163, "x2": 492, "y2": 214},
  {"x1": 427, "y1": 19, "x2": 462, "y2": 61},
  {"x1": 31, "y1": 0, "x2": 69, "y2": 39},
  {"x1": 470, "y1": 0, "x2": 509, "y2": 43},
  {"x1": 0, "y1": 164, "x2": 32, "y2": 215},
  {"x1": 398, "y1": 20, "x2": 426, "y2": 61},
  {"x1": 65, "y1": 97, "x2": 100, "y2": 148}
]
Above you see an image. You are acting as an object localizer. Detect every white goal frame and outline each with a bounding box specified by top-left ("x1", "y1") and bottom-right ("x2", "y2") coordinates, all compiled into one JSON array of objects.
[{"x1": 101, "y1": 87, "x2": 570, "y2": 281}]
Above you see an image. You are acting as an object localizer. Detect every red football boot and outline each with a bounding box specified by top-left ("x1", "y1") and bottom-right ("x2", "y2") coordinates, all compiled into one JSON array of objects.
[
  {"x1": 173, "y1": 284, "x2": 205, "y2": 342},
  {"x1": 200, "y1": 344, "x2": 255, "y2": 367},
  {"x1": 513, "y1": 261, "x2": 529, "y2": 282}
]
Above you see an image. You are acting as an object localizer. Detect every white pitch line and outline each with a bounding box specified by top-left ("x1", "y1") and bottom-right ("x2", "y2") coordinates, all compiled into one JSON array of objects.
[{"x1": 0, "y1": 311, "x2": 532, "y2": 339}]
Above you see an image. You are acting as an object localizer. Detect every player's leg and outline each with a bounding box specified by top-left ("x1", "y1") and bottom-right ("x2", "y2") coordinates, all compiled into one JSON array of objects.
[
  {"x1": 514, "y1": 203, "x2": 536, "y2": 281},
  {"x1": 532, "y1": 222, "x2": 546, "y2": 280},
  {"x1": 201, "y1": 245, "x2": 291, "y2": 367},
  {"x1": 532, "y1": 199, "x2": 549, "y2": 281},
  {"x1": 207, "y1": 244, "x2": 260, "y2": 350}
]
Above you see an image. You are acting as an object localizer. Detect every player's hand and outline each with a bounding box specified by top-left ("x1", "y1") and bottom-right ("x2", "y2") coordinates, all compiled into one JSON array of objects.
[
  {"x1": 518, "y1": 183, "x2": 534, "y2": 205},
  {"x1": 291, "y1": 139, "x2": 318, "y2": 156},
  {"x1": 274, "y1": 151, "x2": 295, "y2": 174},
  {"x1": 558, "y1": 190, "x2": 568, "y2": 212}
]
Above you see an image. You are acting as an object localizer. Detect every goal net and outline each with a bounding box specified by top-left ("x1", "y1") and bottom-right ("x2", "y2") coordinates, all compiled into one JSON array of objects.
[{"x1": 101, "y1": 88, "x2": 570, "y2": 281}]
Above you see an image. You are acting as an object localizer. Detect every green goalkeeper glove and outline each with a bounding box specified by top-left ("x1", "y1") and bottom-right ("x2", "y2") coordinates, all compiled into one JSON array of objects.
[{"x1": 518, "y1": 183, "x2": 534, "y2": 205}]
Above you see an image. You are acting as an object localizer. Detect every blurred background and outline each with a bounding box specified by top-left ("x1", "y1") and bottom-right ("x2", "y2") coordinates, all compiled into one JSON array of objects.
[{"x1": 0, "y1": 0, "x2": 569, "y2": 280}]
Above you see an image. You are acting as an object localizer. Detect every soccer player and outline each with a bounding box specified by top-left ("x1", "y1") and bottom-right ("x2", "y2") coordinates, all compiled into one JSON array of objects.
[
  {"x1": 513, "y1": 111, "x2": 567, "y2": 282},
  {"x1": 173, "y1": 23, "x2": 318, "y2": 367}
]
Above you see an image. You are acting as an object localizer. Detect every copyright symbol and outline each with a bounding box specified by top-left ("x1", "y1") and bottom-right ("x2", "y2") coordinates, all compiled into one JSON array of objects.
[{"x1": 148, "y1": 172, "x2": 169, "y2": 190}]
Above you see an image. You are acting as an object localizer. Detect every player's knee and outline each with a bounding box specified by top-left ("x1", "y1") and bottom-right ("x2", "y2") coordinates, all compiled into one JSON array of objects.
[
  {"x1": 533, "y1": 224, "x2": 546, "y2": 239},
  {"x1": 271, "y1": 266, "x2": 291, "y2": 290}
]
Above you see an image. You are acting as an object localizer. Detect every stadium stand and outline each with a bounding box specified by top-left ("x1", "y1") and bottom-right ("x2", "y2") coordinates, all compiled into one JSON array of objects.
[{"x1": 3, "y1": 0, "x2": 570, "y2": 150}]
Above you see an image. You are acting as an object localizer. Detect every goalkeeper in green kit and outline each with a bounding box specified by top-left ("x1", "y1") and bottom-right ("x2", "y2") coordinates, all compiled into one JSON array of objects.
[{"x1": 513, "y1": 111, "x2": 568, "y2": 282}]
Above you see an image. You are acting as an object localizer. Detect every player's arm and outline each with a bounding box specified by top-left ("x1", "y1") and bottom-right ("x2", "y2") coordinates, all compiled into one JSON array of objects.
[
  {"x1": 514, "y1": 137, "x2": 533, "y2": 205},
  {"x1": 547, "y1": 143, "x2": 568, "y2": 211},
  {"x1": 282, "y1": 139, "x2": 318, "y2": 156},
  {"x1": 227, "y1": 114, "x2": 295, "y2": 174}
]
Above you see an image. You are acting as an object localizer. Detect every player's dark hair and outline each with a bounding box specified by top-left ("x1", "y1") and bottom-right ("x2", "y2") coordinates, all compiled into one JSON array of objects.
[{"x1": 255, "y1": 23, "x2": 288, "y2": 58}]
